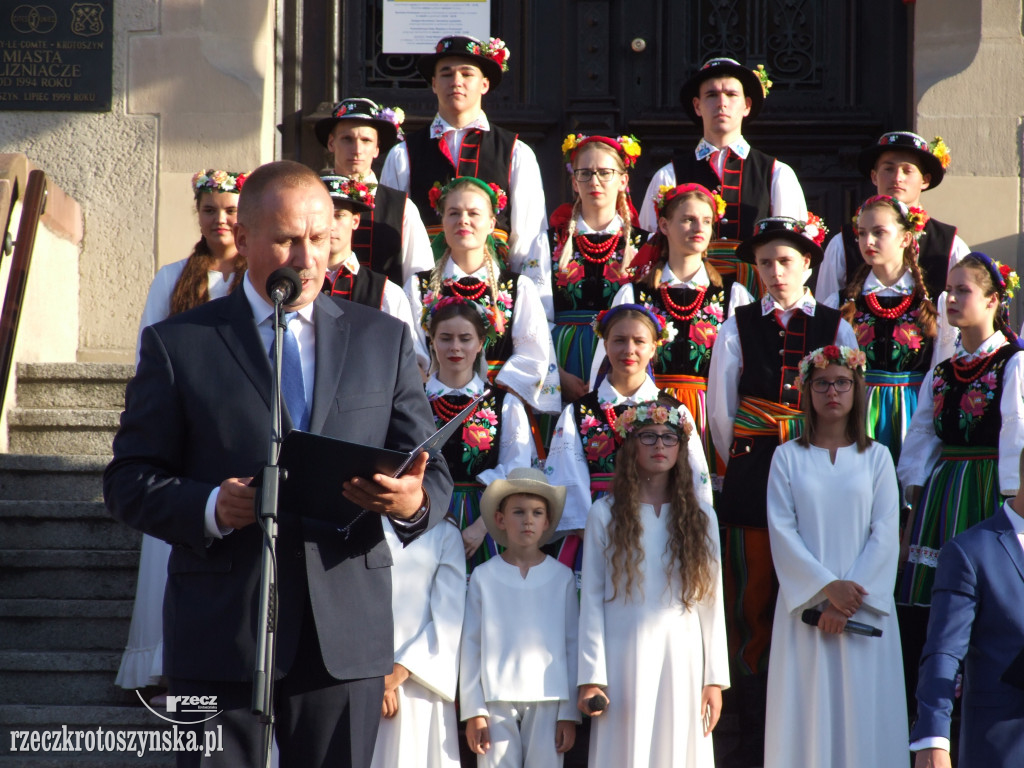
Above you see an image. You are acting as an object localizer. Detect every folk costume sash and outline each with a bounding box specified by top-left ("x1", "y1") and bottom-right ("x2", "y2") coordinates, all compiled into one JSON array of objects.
[
  {"x1": 323, "y1": 265, "x2": 388, "y2": 309},
  {"x1": 406, "y1": 124, "x2": 516, "y2": 241},
  {"x1": 351, "y1": 184, "x2": 405, "y2": 284},
  {"x1": 734, "y1": 395, "x2": 804, "y2": 443},
  {"x1": 842, "y1": 218, "x2": 957, "y2": 301}
]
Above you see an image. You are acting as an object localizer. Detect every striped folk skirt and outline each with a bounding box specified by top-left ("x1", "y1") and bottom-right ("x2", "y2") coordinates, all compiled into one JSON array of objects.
[{"x1": 864, "y1": 369, "x2": 925, "y2": 466}]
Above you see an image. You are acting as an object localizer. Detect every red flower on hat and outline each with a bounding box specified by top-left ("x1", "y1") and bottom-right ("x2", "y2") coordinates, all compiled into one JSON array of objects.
[
  {"x1": 1000, "y1": 264, "x2": 1012, "y2": 280},
  {"x1": 488, "y1": 183, "x2": 508, "y2": 214}
]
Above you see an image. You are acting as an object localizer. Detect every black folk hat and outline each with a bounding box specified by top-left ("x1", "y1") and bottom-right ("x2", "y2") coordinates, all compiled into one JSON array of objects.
[
  {"x1": 313, "y1": 98, "x2": 403, "y2": 150},
  {"x1": 857, "y1": 131, "x2": 947, "y2": 189},
  {"x1": 735, "y1": 217, "x2": 825, "y2": 268},
  {"x1": 416, "y1": 35, "x2": 509, "y2": 87},
  {"x1": 678, "y1": 57, "x2": 767, "y2": 125}
]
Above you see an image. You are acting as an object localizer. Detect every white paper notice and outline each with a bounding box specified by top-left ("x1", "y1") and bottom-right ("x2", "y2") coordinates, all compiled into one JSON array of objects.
[{"x1": 382, "y1": 0, "x2": 491, "y2": 54}]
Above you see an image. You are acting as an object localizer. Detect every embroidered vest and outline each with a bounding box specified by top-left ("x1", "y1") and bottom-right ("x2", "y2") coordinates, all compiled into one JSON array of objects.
[
  {"x1": 406, "y1": 125, "x2": 517, "y2": 235},
  {"x1": 322, "y1": 265, "x2": 388, "y2": 309},
  {"x1": 931, "y1": 345, "x2": 1019, "y2": 447},
  {"x1": 672, "y1": 147, "x2": 775, "y2": 241},
  {"x1": 352, "y1": 184, "x2": 405, "y2": 284},
  {"x1": 846, "y1": 293, "x2": 933, "y2": 373},
  {"x1": 417, "y1": 268, "x2": 519, "y2": 371},
  {"x1": 842, "y1": 218, "x2": 956, "y2": 301},
  {"x1": 431, "y1": 389, "x2": 506, "y2": 481},
  {"x1": 572, "y1": 389, "x2": 680, "y2": 476},
  {"x1": 636, "y1": 283, "x2": 728, "y2": 378},
  {"x1": 550, "y1": 227, "x2": 648, "y2": 313},
  {"x1": 735, "y1": 302, "x2": 842, "y2": 407}
]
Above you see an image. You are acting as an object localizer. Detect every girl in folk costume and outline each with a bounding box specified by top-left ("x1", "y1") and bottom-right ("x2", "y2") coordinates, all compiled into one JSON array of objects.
[
  {"x1": 549, "y1": 133, "x2": 647, "y2": 401},
  {"x1": 764, "y1": 345, "x2": 907, "y2": 768},
  {"x1": 371, "y1": 514, "x2": 466, "y2": 768},
  {"x1": 118, "y1": 169, "x2": 249, "y2": 692},
  {"x1": 598, "y1": 183, "x2": 751, "y2": 475},
  {"x1": 826, "y1": 195, "x2": 955, "y2": 465},
  {"x1": 546, "y1": 305, "x2": 712, "y2": 577},
  {"x1": 406, "y1": 176, "x2": 561, "y2": 415},
  {"x1": 898, "y1": 253, "x2": 1024, "y2": 606},
  {"x1": 577, "y1": 397, "x2": 729, "y2": 768},
  {"x1": 705, "y1": 216, "x2": 856, "y2": 766},
  {"x1": 424, "y1": 297, "x2": 536, "y2": 573}
]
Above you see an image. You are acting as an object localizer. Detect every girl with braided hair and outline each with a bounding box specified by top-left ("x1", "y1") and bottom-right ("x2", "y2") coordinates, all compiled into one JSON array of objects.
[
  {"x1": 405, "y1": 176, "x2": 560, "y2": 415},
  {"x1": 549, "y1": 134, "x2": 647, "y2": 401},
  {"x1": 577, "y1": 397, "x2": 728, "y2": 768},
  {"x1": 823, "y1": 194, "x2": 955, "y2": 465}
]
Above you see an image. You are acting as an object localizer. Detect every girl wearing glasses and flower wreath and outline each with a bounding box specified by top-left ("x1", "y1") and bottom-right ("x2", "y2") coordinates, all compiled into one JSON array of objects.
[
  {"x1": 423, "y1": 296, "x2": 537, "y2": 573},
  {"x1": 406, "y1": 176, "x2": 560, "y2": 418},
  {"x1": 547, "y1": 134, "x2": 648, "y2": 402},
  {"x1": 118, "y1": 169, "x2": 249, "y2": 695},
  {"x1": 764, "y1": 345, "x2": 907, "y2": 767},
  {"x1": 898, "y1": 253, "x2": 1024, "y2": 608},
  {"x1": 822, "y1": 195, "x2": 956, "y2": 466},
  {"x1": 576, "y1": 396, "x2": 728, "y2": 768},
  {"x1": 546, "y1": 304, "x2": 712, "y2": 583}
]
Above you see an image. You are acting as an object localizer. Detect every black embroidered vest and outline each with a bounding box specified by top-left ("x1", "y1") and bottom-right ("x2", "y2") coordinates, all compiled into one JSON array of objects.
[
  {"x1": 431, "y1": 388, "x2": 506, "y2": 482},
  {"x1": 846, "y1": 293, "x2": 933, "y2": 374},
  {"x1": 550, "y1": 227, "x2": 648, "y2": 313},
  {"x1": 636, "y1": 283, "x2": 729, "y2": 378},
  {"x1": 322, "y1": 265, "x2": 388, "y2": 309},
  {"x1": 931, "y1": 345, "x2": 1019, "y2": 447},
  {"x1": 352, "y1": 184, "x2": 405, "y2": 284}
]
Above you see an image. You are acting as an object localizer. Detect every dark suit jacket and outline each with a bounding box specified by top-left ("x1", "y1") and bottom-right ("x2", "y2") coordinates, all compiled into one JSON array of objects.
[
  {"x1": 911, "y1": 505, "x2": 1024, "y2": 767},
  {"x1": 104, "y1": 288, "x2": 452, "y2": 683}
]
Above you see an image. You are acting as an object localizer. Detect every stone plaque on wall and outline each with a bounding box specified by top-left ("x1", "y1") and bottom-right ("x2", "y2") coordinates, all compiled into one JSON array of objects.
[{"x1": 0, "y1": 1, "x2": 112, "y2": 112}]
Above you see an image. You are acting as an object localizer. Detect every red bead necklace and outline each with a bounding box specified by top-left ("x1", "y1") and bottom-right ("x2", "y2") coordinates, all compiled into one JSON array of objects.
[
  {"x1": 865, "y1": 292, "x2": 913, "y2": 320},
  {"x1": 431, "y1": 394, "x2": 477, "y2": 423},
  {"x1": 659, "y1": 283, "x2": 707, "y2": 321},
  {"x1": 575, "y1": 233, "x2": 621, "y2": 264},
  {"x1": 445, "y1": 278, "x2": 488, "y2": 301},
  {"x1": 951, "y1": 350, "x2": 998, "y2": 384},
  {"x1": 601, "y1": 403, "x2": 619, "y2": 432}
]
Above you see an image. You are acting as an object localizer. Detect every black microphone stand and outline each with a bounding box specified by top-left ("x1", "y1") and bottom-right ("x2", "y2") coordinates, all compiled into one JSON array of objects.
[{"x1": 253, "y1": 293, "x2": 289, "y2": 768}]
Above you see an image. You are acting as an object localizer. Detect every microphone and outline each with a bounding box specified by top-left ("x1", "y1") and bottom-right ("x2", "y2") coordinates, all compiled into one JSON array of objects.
[
  {"x1": 586, "y1": 693, "x2": 608, "y2": 714},
  {"x1": 266, "y1": 267, "x2": 302, "y2": 306},
  {"x1": 801, "y1": 609, "x2": 882, "y2": 637}
]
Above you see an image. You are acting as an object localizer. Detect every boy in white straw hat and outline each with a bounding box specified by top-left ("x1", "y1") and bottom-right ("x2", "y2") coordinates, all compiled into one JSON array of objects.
[{"x1": 460, "y1": 468, "x2": 580, "y2": 767}]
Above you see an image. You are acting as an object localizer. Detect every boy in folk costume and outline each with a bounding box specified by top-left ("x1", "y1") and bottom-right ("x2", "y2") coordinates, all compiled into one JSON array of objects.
[
  {"x1": 314, "y1": 97, "x2": 433, "y2": 284},
  {"x1": 816, "y1": 131, "x2": 968, "y2": 302},
  {"x1": 638, "y1": 57, "x2": 807, "y2": 298},
  {"x1": 319, "y1": 175, "x2": 418, "y2": 341},
  {"x1": 381, "y1": 36, "x2": 553, "y2": 319},
  {"x1": 705, "y1": 216, "x2": 857, "y2": 767}
]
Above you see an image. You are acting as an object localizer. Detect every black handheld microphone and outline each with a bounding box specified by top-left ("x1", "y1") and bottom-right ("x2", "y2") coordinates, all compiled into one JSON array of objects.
[
  {"x1": 266, "y1": 267, "x2": 302, "y2": 306},
  {"x1": 801, "y1": 608, "x2": 882, "y2": 637},
  {"x1": 586, "y1": 693, "x2": 608, "y2": 714}
]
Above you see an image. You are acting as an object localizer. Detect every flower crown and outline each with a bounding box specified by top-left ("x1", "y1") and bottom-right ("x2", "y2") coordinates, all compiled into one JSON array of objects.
[
  {"x1": 968, "y1": 252, "x2": 1020, "y2": 301},
  {"x1": 754, "y1": 64, "x2": 773, "y2": 97},
  {"x1": 322, "y1": 176, "x2": 375, "y2": 208},
  {"x1": 653, "y1": 184, "x2": 726, "y2": 221},
  {"x1": 592, "y1": 304, "x2": 676, "y2": 347},
  {"x1": 444, "y1": 36, "x2": 510, "y2": 72},
  {"x1": 422, "y1": 293, "x2": 504, "y2": 346},
  {"x1": 854, "y1": 195, "x2": 929, "y2": 238},
  {"x1": 612, "y1": 400, "x2": 693, "y2": 440},
  {"x1": 929, "y1": 136, "x2": 952, "y2": 169},
  {"x1": 427, "y1": 177, "x2": 508, "y2": 215},
  {"x1": 192, "y1": 169, "x2": 247, "y2": 196},
  {"x1": 330, "y1": 100, "x2": 405, "y2": 134},
  {"x1": 561, "y1": 133, "x2": 641, "y2": 171},
  {"x1": 795, "y1": 345, "x2": 867, "y2": 392}
]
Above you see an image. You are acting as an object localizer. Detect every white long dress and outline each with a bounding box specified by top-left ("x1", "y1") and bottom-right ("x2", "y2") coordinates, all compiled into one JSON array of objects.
[
  {"x1": 765, "y1": 440, "x2": 908, "y2": 767},
  {"x1": 370, "y1": 519, "x2": 466, "y2": 768},
  {"x1": 578, "y1": 496, "x2": 729, "y2": 768},
  {"x1": 115, "y1": 259, "x2": 235, "y2": 689}
]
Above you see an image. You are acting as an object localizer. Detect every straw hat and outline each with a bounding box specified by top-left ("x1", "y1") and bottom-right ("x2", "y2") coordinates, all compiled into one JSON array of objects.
[{"x1": 479, "y1": 467, "x2": 566, "y2": 548}]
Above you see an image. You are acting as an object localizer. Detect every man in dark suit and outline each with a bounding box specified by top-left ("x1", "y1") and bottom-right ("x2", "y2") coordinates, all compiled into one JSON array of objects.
[
  {"x1": 910, "y1": 452, "x2": 1024, "y2": 768},
  {"x1": 104, "y1": 160, "x2": 452, "y2": 767}
]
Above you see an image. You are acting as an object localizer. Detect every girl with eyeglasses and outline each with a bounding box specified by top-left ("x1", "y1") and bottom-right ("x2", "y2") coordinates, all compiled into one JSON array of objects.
[
  {"x1": 546, "y1": 304, "x2": 712, "y2": 584},
  {"x1": 576, "y1": 396, "x2": 728, "y2": 768},
  {"x1": 764, "y1": 345, "x2": 907, "y2": 767},
  {"x1": 549, "y1": 134, "x2": 648, "y2": 403},
  {"x1": 824, "y1": 195, "x2": 954, "y2": 466},
  {"x1": 898, "y1": 253, "x2": 1024, "y2": 607}
]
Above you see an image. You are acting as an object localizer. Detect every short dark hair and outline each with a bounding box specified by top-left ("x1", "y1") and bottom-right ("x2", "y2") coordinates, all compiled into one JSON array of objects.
[{"x1": 237, "y1": 160, "x2": 325, "y2": 227}]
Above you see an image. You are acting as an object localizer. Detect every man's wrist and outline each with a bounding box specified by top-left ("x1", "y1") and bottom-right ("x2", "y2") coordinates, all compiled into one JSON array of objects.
[{"x1": 393, "y1": 489, "x2": 429, "y2": 524}]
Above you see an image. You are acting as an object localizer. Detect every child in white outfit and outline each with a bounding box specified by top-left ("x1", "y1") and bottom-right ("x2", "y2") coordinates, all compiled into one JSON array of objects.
[{"x1": 459, "y1": 468, "x2": 580, "y2": 767}]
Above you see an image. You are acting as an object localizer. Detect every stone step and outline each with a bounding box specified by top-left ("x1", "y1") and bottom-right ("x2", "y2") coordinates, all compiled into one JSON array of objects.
[
  {"x1": 0, "y1": 500, "x2": 138, "y2": 550},
  {"x1": 0, "y1": 651, "x2": 124, "y2": 706},
  {"x1": 7, "y1": 408, "x2": 121, "y2": 456},
  {"x1": 0, "y1": 454, "x2": 107, "y2": 501},
  {"x1": 0, "y1": 599, "x2": 134, "y2": 652},
  {"x1": 15, "y1": 362, "x2": 134, "y2": 410},
  {"x1": 0, "y1": 550, "x2": 141, "y2": 600},
  {"x1": 0, "y1": 705, "x2": 174, "y2": 766}
]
